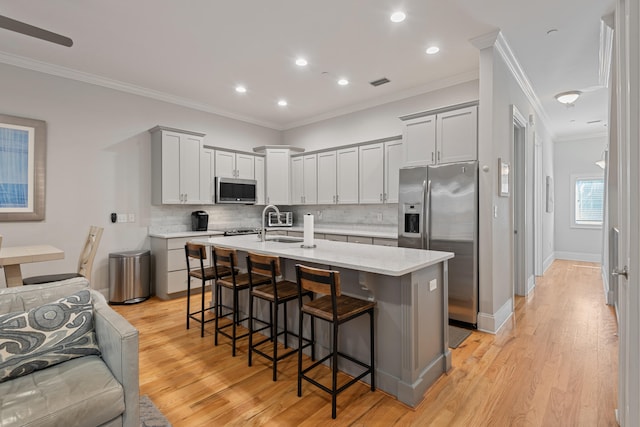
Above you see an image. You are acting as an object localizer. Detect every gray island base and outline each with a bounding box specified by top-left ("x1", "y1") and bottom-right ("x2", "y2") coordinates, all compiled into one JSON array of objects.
[{"x1": 192, "y1": 234, "x2": 454, "y2": 407}]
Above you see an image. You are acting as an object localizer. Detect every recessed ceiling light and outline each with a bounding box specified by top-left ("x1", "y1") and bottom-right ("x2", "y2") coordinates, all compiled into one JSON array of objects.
[
  {"x1": 425, "y1": 46, "x2": 440, "y2": 55},
  {"x1": 555, "y1": 90, "x2": 581, "y2": 105},
  {"x1": 338, "y1": 78, "x2": 349, "y2": 86},
  {"x1": 277, "y1": 99, "x2": 288, "y2": 107},
  {"x1": 295, "y1": 58, "x2": 308, "y2": 67},
  {"x1": 390, "y1": 11, "x2": 406, "y2": 23},
  {"x1": 235, "y1": 85, "x2": 247, "y2": 93}
]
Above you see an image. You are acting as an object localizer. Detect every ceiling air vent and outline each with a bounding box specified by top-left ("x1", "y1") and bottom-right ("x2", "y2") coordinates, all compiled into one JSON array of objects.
[{"x1": 369, "y1": 77, "x2": 390, "y2": 87}]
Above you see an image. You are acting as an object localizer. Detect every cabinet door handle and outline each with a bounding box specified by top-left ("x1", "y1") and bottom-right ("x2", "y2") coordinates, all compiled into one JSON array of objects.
[
  {"x1": 431, "y1": 152, "x2": 434, "y2": 163},
  {"x1": 336, "y1": 194, "x2": 339, "y2": 203},
  {"x1": 380, "y1": 193, "x2": 383, "y2": 202},
  {"x1": 332, "y1": 195, "x2": 335, "y2": 203},
  {"x1": 437, "y1": 151, "x2": 441, "y2": 161}
]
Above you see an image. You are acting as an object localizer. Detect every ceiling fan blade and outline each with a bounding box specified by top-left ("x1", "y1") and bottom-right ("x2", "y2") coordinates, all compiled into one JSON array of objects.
[{"x1": 0, "y1": 15, "x2": 72, "y2": 47}]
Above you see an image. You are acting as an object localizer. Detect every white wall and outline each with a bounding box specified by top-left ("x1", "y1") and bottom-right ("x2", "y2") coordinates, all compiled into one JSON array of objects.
[
  {"x1": 553, "y1": 135, "x2": 607, "y2": 261},
  {"x1": 283, "y1": 80, "x2": 479, "y2": 149},
  {"x1": 0, "y1": 62, "x2": 281, "y2": 293}
]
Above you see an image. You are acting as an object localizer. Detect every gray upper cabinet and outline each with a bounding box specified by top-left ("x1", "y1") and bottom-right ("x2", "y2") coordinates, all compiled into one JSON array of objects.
[{"x1": 401, "y1": 104, "x2": 477, "y2": 167}]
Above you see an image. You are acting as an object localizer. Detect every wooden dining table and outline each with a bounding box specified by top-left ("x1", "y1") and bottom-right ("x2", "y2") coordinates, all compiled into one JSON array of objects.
[{"x1": 0, "y1": 245, "x2": 65, "y2": 287}]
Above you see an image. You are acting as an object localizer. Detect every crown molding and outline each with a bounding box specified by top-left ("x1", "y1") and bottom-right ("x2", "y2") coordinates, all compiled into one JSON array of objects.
[
  {"x1": 469, "y1": 30, "x2": 500, "y2": 50},
  {"x1": 553, "y1": 130, "x2": 609, "y2": 143},
  {"x1": 281, "y1": 69, "x2": 479, "y2": 130},
  {"x1": 599, "y1": 16, "x2": 614, "y2": 87},
  {"x1": 0, "y1": 50, "x2": 283, "y2": 130}
]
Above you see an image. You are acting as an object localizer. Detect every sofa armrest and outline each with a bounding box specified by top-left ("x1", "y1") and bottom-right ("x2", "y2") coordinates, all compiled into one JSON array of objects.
[{"x1": 92, "y1": 291, "x2": 140, "y2": 427}]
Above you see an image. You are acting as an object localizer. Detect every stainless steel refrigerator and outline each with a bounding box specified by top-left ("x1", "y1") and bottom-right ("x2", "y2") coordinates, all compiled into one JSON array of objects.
[{"x1": 398, "y1": 161, "x2": 479, "y2": 326}]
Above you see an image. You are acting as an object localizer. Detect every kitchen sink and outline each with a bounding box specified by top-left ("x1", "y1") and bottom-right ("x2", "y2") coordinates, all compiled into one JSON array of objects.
[{"x1": 264, "y1": 236, "x2": 304, "y2": 243}]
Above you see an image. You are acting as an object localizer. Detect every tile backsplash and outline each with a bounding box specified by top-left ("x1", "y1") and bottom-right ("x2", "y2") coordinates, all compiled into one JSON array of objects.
[{"x1": 149, "y1": 203, "x2": 398, "y2": 234}]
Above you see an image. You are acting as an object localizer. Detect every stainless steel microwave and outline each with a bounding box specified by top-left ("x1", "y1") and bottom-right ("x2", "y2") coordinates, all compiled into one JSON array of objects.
[{"x1": 215, "y1": 177, "x2": 257, "y2": 204}]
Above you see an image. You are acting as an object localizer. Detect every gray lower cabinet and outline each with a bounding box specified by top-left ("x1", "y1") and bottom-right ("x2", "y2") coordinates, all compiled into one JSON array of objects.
[
  {"x1": 150, "y1": 235, "x2": 214, "y2": 300},
  {"x1": 373, "y1": 237, "x2": 398, "y2": 247},
  {"x1": 347, "y1": 235, "x2": 373, "y2": 245}
]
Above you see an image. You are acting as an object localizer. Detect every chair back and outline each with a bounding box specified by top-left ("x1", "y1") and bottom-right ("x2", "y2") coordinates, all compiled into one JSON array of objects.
[
  {"x1": 212, "y1": 246, "x2": 238, "y2": 271},
  {"x1": 185, "y1": 243, "x2": 207, "y2": 273},
  {"x1": 246, "y1": 252, "x2": 281, "y2": 277},
  {"x1": 77, "y1": 226, "x2": 103, "y2": 282},
  {"x1": 295, "y1": 264, "x2": 341, "y2": 297}
]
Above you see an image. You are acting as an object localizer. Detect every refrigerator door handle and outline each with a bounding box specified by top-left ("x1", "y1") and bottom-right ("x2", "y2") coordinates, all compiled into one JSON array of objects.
[{"x1": 423, "y1": 179, "x2": 431, "y2": 250}]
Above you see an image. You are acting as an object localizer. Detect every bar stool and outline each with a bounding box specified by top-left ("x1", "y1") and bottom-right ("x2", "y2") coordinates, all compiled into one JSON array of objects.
[
  {"x1": 295, "y1": 264, "x2": 376, "y2": 419},
  {"x1": 246, "y1": 252, "x2": 314, "y2": 381},
  {"x1": 213, "y1": 246, "x2": 269, "y2": 356},
  {"x1": 184, "y1": 243, "x2": 235, "y2": 337}
]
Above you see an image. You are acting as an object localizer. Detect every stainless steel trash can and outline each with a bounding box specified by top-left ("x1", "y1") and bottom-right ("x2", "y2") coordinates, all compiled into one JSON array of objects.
[{"x1": 109, "y1": 250, "x2": 150, "y2": 304}]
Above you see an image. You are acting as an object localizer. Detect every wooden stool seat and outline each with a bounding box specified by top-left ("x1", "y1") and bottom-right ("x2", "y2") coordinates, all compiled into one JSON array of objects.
[
  {"x1": 295, "y1": 264, "x2": 376, "y2": 419},
  {"x1": 247, "y1": 252, "x2": 314, "y2": 381},
  {"x1": 301, "y1": 294, "x2": 375, "y2": 323}
]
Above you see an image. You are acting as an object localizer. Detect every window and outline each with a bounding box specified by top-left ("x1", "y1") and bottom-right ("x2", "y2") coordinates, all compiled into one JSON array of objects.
[{"x1": 571, "y1": 175, "x2": 604, "y2": 227}]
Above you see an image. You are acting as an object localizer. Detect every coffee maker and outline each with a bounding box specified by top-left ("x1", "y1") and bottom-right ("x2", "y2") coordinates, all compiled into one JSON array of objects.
[{"x1": 191, "y1": 211, "x2": 209, "y2": 231}]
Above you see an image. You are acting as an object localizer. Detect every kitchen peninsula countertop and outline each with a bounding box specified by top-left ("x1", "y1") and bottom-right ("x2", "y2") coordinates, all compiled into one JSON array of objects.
[{"x1": 192, "y1": 234, "x2": 451, "y2": 276}]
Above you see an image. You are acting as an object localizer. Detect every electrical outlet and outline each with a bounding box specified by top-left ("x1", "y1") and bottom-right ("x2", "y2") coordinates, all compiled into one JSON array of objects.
[
  {"x1": 117, "y1": 213, "x2": 127, "y2": 223},
  {"x1": 317, "y1": 210, "x2": 323, "y2": 219},
  {"x1": 429, "y1": 279, "x2": 437, "y2": 291},
  {"x1": 128, "y1": 213, "x2": 135, "y2": 222}
]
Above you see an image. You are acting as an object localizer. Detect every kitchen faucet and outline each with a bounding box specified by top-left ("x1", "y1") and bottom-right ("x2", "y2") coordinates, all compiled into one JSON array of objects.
[{"x1": 261, "y1": 204, "x2": 280, "y2": 241}]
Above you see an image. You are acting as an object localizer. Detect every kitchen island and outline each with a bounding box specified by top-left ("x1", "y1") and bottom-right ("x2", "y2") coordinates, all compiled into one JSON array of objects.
[{"x1": 191, "y1": 234, "x2": 454, "y2": 407}]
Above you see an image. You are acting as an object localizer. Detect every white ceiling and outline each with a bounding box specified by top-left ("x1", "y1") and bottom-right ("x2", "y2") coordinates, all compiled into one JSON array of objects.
[{"x1": 0, "y1": 0, "x2": 614, "y2": 138}]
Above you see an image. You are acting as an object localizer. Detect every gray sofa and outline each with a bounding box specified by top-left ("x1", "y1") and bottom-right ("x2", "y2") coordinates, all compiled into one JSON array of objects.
[{"x1": 0, "y1": 278, "x2": 139, "y2": 427}]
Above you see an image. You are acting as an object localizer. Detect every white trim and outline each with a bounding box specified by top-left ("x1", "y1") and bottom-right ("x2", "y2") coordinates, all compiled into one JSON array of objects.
[
  {"x1": 599, "y1": 17, "x2": 615, "y2": 88},
  {"x1": 570, "y1": 174, "x2": 605, "y2": 229},
  {"x1": 492, "y1": 33, "x2": 554, "y2": 139},
  {"x1": 0, "y1": 50, "x2": 284, "y2": 130},
  {"x1": 527, "y1": 275, "x2": 536, "y2": 294},
  {"x1": 281, "y1": 70, "x2": 479, "y2": 130},
  {"x1": 543, "y1": 253, "x2": 555, "y2": 273},
  {"x1": 554, "y1": 131, "x2": 609, "y2": 143},
  {"x1": 477, "y1": 298, "x2": 513, "y2": 334},
  {"x1": 554, "y1": 251, "x2": 602, "y2": 263}
]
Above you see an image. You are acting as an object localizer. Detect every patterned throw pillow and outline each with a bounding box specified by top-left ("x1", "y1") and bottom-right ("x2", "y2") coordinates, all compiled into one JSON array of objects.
[{"x1": 0, "y1": 289, "x2": 101, "y2": 382}]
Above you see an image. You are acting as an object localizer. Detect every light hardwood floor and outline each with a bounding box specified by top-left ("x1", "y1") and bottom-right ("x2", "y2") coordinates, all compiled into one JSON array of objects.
[{"x1": 112, "y1": 259, "x2": 618, "y2": 426}]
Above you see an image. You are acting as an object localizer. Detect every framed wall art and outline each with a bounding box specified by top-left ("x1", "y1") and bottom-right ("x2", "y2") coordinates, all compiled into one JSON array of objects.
[
  {"x1": 0, "y1": 114, "x2": 46, "y2": 221},
  {"x1": 498, "y1": 157, "x2": 510, "y2": 197}
]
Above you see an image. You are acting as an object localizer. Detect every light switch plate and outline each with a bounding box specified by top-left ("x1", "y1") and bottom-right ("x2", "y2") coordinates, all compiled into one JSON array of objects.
[
  {"x1": 117, "y1": 213, "x2": 127, "y2": 223},
  {"x1": 429, "y1": 279, "x2": 437, "y2": 291}
]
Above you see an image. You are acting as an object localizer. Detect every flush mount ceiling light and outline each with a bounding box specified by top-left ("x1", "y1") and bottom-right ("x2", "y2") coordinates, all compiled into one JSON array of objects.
[
  {"x1": 555, "y1": 90, "x2": 581, "y2": 105},
  {"x1": 295, "y1": 58, "x2": 308, "y2": 67},
  {"x1": 390, "y1": 11, "x2": 406, "y2": 23},
  {"x1": 277, "y1": 99, "x2": 288, "y2": 107},
  {"x1": 337, "y1": 78, "x2": 349, "y2": 86},
  {"x1": 235, "y1": 85, "x2": 247, "y2": 93},
  {"x1": 425, "y1": 46, "x2": 440, "y2": 55}
]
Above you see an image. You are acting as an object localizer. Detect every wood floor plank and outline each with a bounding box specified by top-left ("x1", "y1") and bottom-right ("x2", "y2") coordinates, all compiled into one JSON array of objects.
[{"x1": 112, "y1": 259, "x2": 618, "y2": 426}]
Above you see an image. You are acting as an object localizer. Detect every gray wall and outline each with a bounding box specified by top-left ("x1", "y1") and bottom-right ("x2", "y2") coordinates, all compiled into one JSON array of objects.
[
  {"x1": 553, "y1": 135, "x2": 607, "y2": 261},
  {"x1": 0, "y1": 62, "x2": 281, "y2": 292}
]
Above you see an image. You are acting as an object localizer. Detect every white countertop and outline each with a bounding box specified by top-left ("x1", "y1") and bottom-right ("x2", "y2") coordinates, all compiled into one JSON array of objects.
[
  {"x1": 268, "y1": 225, "x2": 397, "y2": 239},
  {"x1": 149, "y1": 230, "x2": 225, "y2": 239},
  {"x1": 191, "y1": 234, "x2": 453, "y2": 276}
]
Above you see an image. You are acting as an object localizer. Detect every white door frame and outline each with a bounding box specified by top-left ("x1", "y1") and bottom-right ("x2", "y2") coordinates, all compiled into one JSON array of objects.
[
  {"x1": 534, "y1": 134, "x2": 544, "y2": 276},
  {"x1": 511, "y1": 105, "x2": 530, "y2": 296},
  {"x1": 616, "y1": 0, "x2": 639, "y2": 424}
]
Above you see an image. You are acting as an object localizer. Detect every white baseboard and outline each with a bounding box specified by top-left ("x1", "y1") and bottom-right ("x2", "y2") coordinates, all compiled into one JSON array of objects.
[
  {"x1": 527, "y1": 275, "x2": 536, "y2": 294},
  {"x1": 477, "y1": 298, "x2": 513, "y2": 334},
  {"x1": 554, "y1": 251, "x2": 602, "y2": 263},
  {"x1": 543, "y1": 253, "x2": 555, "y2": 273}
]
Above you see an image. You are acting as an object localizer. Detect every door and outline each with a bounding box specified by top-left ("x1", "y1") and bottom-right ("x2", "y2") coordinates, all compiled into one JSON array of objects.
[
  {"x1": 291, "y1": 156, "x2": 304, "y2": 204},
  {"x1": 161, "y1": 131, "x2": 182, "y2": 204},
  {"x1": 359, "y1": 142, "x2": 384, "y2": 203},
  {"x1": 215, "y1": 150, "x2": 236, "y2": 178},
  {"x1": 254, "y1": 156, "x2": 265, "y2": 205},
  {"x1": 200, "y1": 147, "x2": 215, "y2": 204},
  {"x1": 616, "y1": 0, "x2": 639, "y2": 424},
  {"x1": 179, "y1": 134, "x2": 202, "y2": 204},
  {"x1": 437, "y1": 106, "x2": 478, "y2": 164},
  {"x1": 403, "y1": 115, "x2": 436, "y2": 166},
  {"x1": 385, "y1": 139, "x2": 403, "y2": 203},
  {"x1": 303, "y1": 154, "x2": 318, "y2": 204},
  {"x1": 428, "y1": 162, "x2": 478, "y2": 325},
  {"x1": 512, "y1": 106, "x2": 529, "y2": 296},
  {"x1": 236, "y1": 153, "x2": 255, "y2": 179},
  {"x1": 317, "y1": 151, "x2": 337, "y2": 204},
  {"x1": 337, "y1": 147, "x2": 359, "y2": 204}
]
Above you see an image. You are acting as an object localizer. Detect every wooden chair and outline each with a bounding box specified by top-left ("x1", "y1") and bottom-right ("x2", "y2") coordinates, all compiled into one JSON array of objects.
[
  {"x1": 295, "y1": 264, "x2": 376, "y2": 419},
  {"x1": 246, "y1": 252, "x2": 314, "y2": 381},
  {"x1": 213, "y1": 247, "x2": 269, "y2": 356},
  {"x1": 184, "y1": 243, "x2": 235, "y2": 338},
  {"x1": 23, "y1": 226, "x2": 103, "y2": 285}
]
